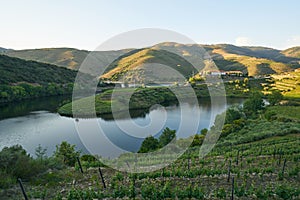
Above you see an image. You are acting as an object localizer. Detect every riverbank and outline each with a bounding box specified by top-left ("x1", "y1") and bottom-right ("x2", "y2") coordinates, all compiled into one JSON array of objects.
[{"x1": 58, "y1": 78, "x2": 263, "y2": 117}]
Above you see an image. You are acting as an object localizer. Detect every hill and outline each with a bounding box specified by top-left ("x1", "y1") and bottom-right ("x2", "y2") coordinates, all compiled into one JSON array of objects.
[
  {"x1": 0, "y1": 55, "x2": 84, "y2": 103},
  {"x1": 282, "y1": 47, "x2": 300, "y2": 59},
  {"x1": 101, "y1": 48, "x2": 197, "y2": 83},
  {"x1": 207, "y1": 46, "x2": 295, "y2": 76},
  {"x1": 3, "y1": 48, "x2": 131, "y2": 70},
  {"x1": 0, "y1": 47, "x2": 11, "y2": 53},
  {"x1": 3, "y1": 48, "x2": 89, "y2": 70},
  {"x1": 103, "y1": 42, "x2": 300, "y2": 80},
  {"x1": 0, "y1": 54, "x2": 77, "y2": 84},
  {"x1": 266, "y1": 70, "x2": 300, "y2": 99},
  {"x1": 2, "y1": 44, "x2": 300, "y2": 79}
]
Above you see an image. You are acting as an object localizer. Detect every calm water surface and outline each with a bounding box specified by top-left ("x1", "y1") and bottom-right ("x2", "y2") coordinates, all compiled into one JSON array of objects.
[{"x1": 0, "y1": 96, "x2": 244, "y2": 158}]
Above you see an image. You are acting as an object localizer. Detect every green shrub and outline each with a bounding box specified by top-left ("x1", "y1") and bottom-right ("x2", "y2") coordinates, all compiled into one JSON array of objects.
[
  {"x1": 0, "y1": 145, "x2": 46, "y2": 179},
  {"x1": 54, "y1": 141, "x2": 80, "y2": 166}
]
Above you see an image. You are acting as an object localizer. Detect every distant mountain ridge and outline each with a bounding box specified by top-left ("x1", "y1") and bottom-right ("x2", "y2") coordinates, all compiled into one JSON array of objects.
[
  {"x1": 282, "y1": 47, "x2": 300, "y2": 59},
  {"x1": 3, "y1": 48, "x2": 131, "y2": 70},
  {"x1": 2, "y1": 43, "x2": 300, "y2": 80},
  {"x1": 0, "y1": 47, "x2": 12, "y2": 53}
]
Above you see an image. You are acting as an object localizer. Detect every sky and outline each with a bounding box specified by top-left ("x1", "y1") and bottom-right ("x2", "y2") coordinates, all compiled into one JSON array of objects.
[{"x1": 1, "y1": 0, "x2": 300, "y2": 50}]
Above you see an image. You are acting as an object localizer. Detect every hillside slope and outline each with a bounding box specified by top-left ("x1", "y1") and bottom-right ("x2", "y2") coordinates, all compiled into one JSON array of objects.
[
  {"x1": 282, "y1": 47, "x2": 300, "y2": 59},
  {"x1": 208, "y1": 47, "x2": 294, "y2": 76},
  {"x1": 2, "y1": 44, "x2": 300, "y2": 78},
  {"x1": 0, "y1": 54, "x2": 77, "y2": 84},
  {"x1": 3, "y1": 48, "x2": 131, "y2": 70},
  {"x1": 103, "y1": 42, "x2": 300, "y2": 78},
  {"x1": 101, "y1": 48, "x2": 197, "y2": 83},
  {"x1": 0, "y1": 47, "x2": 11, "y2": 53}
]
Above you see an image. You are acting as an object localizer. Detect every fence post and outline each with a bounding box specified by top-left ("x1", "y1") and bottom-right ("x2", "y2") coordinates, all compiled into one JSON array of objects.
[
  {"x1": 227, "y1": 160, "x2": 231, "y2": 182},
  {"x1": 98, "y1": 167, "x2": 106, "y2": 189},
  {"x1": 126, "y1": 161, "x2": 130, "y2": 168},
  {"x1": 259, "y1": 145, "x2": 262, "y2": 155},
  {"x1": 278, "y1": 149, "x2": 282, "y2": 165},
  {"x1": 236, "y1": 150, "x2": 239, "y2": 165},
  {"x1": 282, "y1": 158, "x2": 287, "y2": 175},
  {"x1": 17, "y1": 178, "x2": 28, "y2": 200},
  {"x1": 76, "y1": 157, "x2": 83, "y2": 174},
  {"x1": 231, "y1": 177, "x2": 234, "y2": 200}
]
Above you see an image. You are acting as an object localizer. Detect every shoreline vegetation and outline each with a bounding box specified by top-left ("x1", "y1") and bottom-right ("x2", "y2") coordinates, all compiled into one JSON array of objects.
[
  {"x1": 57, "y1": 71, "x2": 300, "y2": 118},
  {"x1": 1, "y1": 96, "x2": 299, "y2": 199},
  {"x1": 58, "y1": 78, "x2": 264, "y2": 118}
]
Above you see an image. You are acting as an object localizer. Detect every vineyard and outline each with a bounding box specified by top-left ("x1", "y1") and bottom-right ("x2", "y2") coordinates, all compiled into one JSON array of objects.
[
  {"x1": 1, "y1": 78, "x2": 300, "y2": 200},
  {"x1": 5, "y1": 133, "x2": 298, "y2": 200},
  {"x1": 268, "y1": 71, "x2": 300, "y2": 99}
]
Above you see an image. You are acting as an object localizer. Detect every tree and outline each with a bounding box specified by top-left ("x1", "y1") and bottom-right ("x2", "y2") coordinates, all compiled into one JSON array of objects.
[
  {"x1": 138, "y1": 136, "x2": 159, "y2": 153},
  {"x1": 0, "y1": 145, "x2": 45, "y2": 179},
  {"x1": 191, "y1": 134, "x2": 205, "y2": 147},
  {"x1": 225, "y1": 105, "x2": 244, "y2": 124},
  {"x1": 243, "y1": 92, "x2": 264, "y2": 117},
  {"x1": 159, "y1": 127, "x2": 176, "y2": 147},
  {"x1": 54, "y1": 141, "x2": 80, "y2": 166},
  {"x1": 35, "y1": 144, "x2": 47, "y2": 162},
  {"x1": 268, "y1": 90, "x2": 283, "y2": 106},
  {"x1": 200, "y1": 128, "x2": 208, "y2": 135}
]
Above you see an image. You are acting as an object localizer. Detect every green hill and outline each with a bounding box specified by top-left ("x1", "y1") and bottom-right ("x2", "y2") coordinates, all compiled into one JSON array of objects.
[
  {"x1": 0, "y1": 54, "x2": 77, "y2": 85},
  {"x1": 0, "y1": 55, "x2": 84, "y2": 103}
]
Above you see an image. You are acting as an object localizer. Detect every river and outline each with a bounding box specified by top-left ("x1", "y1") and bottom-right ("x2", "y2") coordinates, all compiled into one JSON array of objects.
[{"x1": 0, "y1": 96, "x2": 244, "y2": 158}]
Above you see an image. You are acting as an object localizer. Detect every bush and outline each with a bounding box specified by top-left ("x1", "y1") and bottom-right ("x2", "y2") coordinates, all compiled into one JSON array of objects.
[
  {"x1": 0, "y1": 145, "x2": 47, "y2": 180},
  {"x1": 268, "y1": 90, "x2": 283, "y2": 106},
  {"x1": 243, "y1": 92, "x2": 264, "y2": 117},
  {"x1": 159, "y1": 127, "x2": 176, "y2": 147},
  {"x1": 54, "y1": 141, "x2": 80, "y2": 167},
  {"x1": 138, "y1": 136, "x2": 159, "y2": 153},
  {"x1": 0, "y1": 171, "x2": 15, "y2": 188}
]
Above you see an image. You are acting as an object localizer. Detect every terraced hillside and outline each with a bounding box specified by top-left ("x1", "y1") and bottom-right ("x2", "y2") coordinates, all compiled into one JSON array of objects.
[{"x1": 269, "y1": 71, "x2": 300, "y2": 98}]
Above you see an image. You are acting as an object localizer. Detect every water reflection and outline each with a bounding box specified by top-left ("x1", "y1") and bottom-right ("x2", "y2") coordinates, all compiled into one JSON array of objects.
[{"x1": 0, "y1": 97, "x2": 244, "y2": 158}]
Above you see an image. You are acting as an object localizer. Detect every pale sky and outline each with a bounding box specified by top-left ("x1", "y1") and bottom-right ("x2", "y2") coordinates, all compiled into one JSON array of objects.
[{"x1": 1, "y1": 0, "x2": 300, "y2": 50}]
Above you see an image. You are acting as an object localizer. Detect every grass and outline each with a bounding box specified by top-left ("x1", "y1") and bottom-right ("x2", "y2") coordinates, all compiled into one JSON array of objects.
[{"x1": 266, "y1": 106, "x2": 300, "y2": 121}]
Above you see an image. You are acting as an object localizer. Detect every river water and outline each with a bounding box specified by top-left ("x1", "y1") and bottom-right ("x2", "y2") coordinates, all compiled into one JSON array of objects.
[{"x1": 0, "y1": 96, "x2": 244, "y2": 158}]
